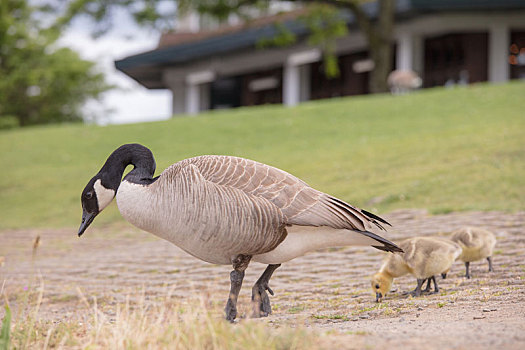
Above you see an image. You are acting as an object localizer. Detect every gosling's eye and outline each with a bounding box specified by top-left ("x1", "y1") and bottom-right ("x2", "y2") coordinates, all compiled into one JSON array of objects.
[
  {"x1": 375, "y1": 284, "x2": 380, "y2": 289},
  {"x1": 85, "y1": 192, "x2": 93, "y2": 200}
]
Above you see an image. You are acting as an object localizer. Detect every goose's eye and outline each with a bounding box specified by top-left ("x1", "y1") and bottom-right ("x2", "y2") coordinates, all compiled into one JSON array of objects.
[
  {"x1": 375, "y1": 284, "x2": 380, "y2": 289},
  {"x1": 85, "y1": 192, "x2": 93, "y2": 200}
]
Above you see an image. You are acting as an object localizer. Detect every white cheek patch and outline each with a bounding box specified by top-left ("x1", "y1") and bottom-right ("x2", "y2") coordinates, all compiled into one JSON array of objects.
[{"x1": 94, "y1": 179, "x2": 115, "y2": 212}]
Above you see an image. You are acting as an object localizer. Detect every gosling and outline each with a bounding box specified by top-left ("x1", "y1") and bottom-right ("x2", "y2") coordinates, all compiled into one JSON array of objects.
[
  {"x1": 371, "y1": 237, "x2": 462, "y2": 301},
  {"x1": 450, "y1": 227, "x2": 496, "y2": 279}
]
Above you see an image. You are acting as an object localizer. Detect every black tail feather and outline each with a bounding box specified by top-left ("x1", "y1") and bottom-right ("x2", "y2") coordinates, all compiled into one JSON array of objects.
[
  {"x1": 355, "y1": 229, "x2": 403, "y2": 253},
  {"x1": 361, "y1": 209, "x2": 392, "y2": 227},
  {"x1": 328, "y1": 196, "x2": 387, "y2": 231}
]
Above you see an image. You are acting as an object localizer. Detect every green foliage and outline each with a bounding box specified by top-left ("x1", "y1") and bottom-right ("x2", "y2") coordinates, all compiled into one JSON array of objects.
[
  {"x1": 177, "y1": 0, "x2": 393, "y2": 88},
  {"x1": 0, "y1": 82, "x2": 524, "y2": 229},
  {"x1": 46, "y1": 0, "x2": 176, "y2": 35},
  {"x1": 257, "y1": 22, "x2": 297, "y2": 49},
  {"x1": 0, "y1": 0, "x2": 111, "y2": 127},
  {"x1": 0, "y1": 305, "x2": 11, "y2": 350},
  {"x1": 257, "y1": 4, "x2": 348, "y2": 78},
  {"x1": 36, "y1": 0, "x2": 392, "y2": 89},
  {"x1": 187, "y1": 0, "x2": 269, "y2": 22},
  {"x1": 35, "y1": 1, "x2": 393, "y2": 90},
  {"x1": 0, "y1": 115, "x2": 19, "y2": 130},
  {"x1": 303, "y1": 3, "x2": 349, "y2": 78}
]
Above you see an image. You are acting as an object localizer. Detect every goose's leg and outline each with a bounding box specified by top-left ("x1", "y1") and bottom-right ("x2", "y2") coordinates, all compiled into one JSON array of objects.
[
  {"x1": 403, "y1": 278, "x2": 428, "y2": 296},
  {"x1": 410, "y1": 279, "x2": 426, "y2": 297},
  {"x1": 225, "y1": 254, "x2": 251, "y2": 322},
  {"x1": 423, "y1": 278, "x2": 432, "y2": 293},
  {"x1": 251, "y1": 264, "x2": 281, "y2": 318},
  {"x1": 429, "y1": 276, "x2": 439, "y2": 294},
  {"x1": 487, "y1": 256, "x2": 494, "y2": 272},
  {"x1": 465, "y1": 262, "x2": 471, "y2": 279}
]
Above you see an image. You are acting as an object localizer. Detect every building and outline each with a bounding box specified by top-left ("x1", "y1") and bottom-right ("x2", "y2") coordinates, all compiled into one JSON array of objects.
[{"x1": 115, "y1": 0, "x2": 525, "y2": 116}]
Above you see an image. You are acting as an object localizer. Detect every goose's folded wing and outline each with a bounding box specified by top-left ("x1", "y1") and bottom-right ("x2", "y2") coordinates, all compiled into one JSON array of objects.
[
  {"x1": 158, "y1": 163, "x2": 287, "y2": 253},
  {"x1": 451, "y1": 228, "x2": 477, "y2": 247},
  {"x1": 399, "y1": 239, "x2": 418, "y2": 269},
  {"x1": 187, "y1": 155, "x2": 390, "y2": 232}
]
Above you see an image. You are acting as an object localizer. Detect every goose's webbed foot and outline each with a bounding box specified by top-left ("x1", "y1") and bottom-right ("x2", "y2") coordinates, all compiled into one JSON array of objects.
[
  {"x1": 251, "y1": 264, "x2": 280, "y2": 318},
  {"x1": 403, "y1": 278, "x2": 427, "y2": 296},
  {"x1": 409, "y1": 278, "x2": 426, "y2": 297},
  {"x1": 252, "y1": 283, "x2": 274, "y2": 317}
]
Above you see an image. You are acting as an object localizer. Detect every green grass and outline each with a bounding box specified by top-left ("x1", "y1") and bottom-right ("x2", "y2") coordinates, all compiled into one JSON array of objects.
[
  {"x1": 0, "y1": 82, "x2": 524, "y2": 229},
  {"x1": 0, "y1": 305, "x2": 11, "y2": 350}
]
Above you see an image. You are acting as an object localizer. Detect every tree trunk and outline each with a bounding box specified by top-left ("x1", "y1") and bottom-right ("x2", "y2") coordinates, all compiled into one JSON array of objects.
[
  {"x1": 368, "y1": 36, "x2": 392, "y2": 93},
  {"x1": 343, "y1": 0, "x2": 395, "y2": 94},
  {"x1": 368, "y1": 0, "x2": 394, "y2": 93}
]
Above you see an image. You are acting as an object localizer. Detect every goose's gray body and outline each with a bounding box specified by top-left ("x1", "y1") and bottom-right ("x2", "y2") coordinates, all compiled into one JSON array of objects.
[
  {"x1": 116, "y1": 155, "x2": 390, "y2": 265},
  {"x1": 78, "y1": 144, "x2": 401, "y2": 321},
  {"x1": 117, "y1": 156, "x2": 286, "y2": 264}
]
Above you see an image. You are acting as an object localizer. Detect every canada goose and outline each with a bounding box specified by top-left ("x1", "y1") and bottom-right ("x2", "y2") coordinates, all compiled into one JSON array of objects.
[
  {"x1": 387, "y1": 69, "x2": 422, "y2": 94},
  {"x1": 78, "y1": 143, "x2": 402, "y2": 321},
  {"x1": 450, "y1": 227, "x2": 496, "y2": 279},
  {"x1": 371, "y1": 237, "x2": 461, "y2": 302}
]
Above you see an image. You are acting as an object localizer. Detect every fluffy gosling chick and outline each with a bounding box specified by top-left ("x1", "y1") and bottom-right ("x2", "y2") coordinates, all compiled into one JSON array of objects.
[
  {"x1": 371, "y1": 237, "x2": 461, "y2": 301},
  {"x1": 450, "y1": 227, "x2": 496, "y2": 279}
]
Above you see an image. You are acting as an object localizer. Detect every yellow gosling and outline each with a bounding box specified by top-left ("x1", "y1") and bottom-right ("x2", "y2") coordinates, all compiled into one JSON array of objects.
[
  {"x1": 450, "y1": 227, "x2": 497, "y2": 279},
  {"x1": 371, "y1": 237, "x2": 462, "y2": 301}
]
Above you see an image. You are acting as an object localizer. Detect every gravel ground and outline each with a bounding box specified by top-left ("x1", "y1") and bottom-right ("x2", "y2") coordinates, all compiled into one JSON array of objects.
[{"x1": 1, "y1": 209, "x2": 524, "y2": 349}]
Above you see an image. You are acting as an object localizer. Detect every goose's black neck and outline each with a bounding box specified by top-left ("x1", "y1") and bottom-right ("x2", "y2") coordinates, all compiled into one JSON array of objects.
[{"x1": 98, "y1": 144, "x2": 157, "y2": 189}]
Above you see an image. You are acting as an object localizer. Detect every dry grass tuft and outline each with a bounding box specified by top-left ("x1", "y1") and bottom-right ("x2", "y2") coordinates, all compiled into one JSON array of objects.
[{"x1": 3, "y1": 284, "x2": 346, "y2": 350}]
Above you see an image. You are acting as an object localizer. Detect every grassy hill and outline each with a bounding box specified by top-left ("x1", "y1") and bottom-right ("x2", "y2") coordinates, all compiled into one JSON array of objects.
[{"x1": 1, "y1": 82, "x2": 524, "y2": 229}]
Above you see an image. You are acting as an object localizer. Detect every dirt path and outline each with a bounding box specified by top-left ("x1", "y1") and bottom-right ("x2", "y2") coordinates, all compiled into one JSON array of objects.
[{"x1": 1, "y1": 209, "x2": 524, "y2": 349}]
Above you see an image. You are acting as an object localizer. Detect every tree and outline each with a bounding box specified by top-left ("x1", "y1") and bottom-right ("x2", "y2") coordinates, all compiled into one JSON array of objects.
[
  {"x1": 343, "y1": 0, "x2": 394, "y2": 93},
  {"x1": 35, "y1": 0, "x2": 394, "y2": 96},
  {"x1": 0, "y1": 0, "x2": 110, "y2": 127},
  {"x1": 178, "y1": 0, "x2": 395, "y2": 93}
]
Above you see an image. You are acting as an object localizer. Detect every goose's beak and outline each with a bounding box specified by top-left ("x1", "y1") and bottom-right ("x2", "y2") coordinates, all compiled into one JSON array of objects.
[
  {"x1": 78, "y1": 210, "x2": 97, "y2": 237},
  {"x1": 376, "y1": 292, "x2": 383, "y2": 303}
]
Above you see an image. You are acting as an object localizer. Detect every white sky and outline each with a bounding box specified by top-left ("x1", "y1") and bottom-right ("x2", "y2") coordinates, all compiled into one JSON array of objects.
[{"x1": 58, "y1": 12, "x2": 172, "y2": 125}]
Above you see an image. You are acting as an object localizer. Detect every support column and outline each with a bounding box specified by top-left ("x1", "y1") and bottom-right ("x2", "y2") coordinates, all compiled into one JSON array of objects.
[
  {"x1": 185, "y1": 84, "x2": 200, "y2": 115},
  {"x1": 489, "y1": 23, "x2": 510, "y2": 83},
  {"x1": 283, "y1": 49, "x2": 321, "y2": 107},
  {"x1": 171, "y1": 82, "x2": 186, "y2": 116},
  {"x1": 185, "y1": 70, "x2": 215, "y2": 115},
  {"x1": 283, "y1": 63, "x2": 300, "y2": 106},
  {"x1": 396, "y1": 31, "x2": 414, "y2": 71},
  {"x1": 299, "y1": 64, "x2": 311, "y2": 102},
  {"x1": 412, "y1": 34, "x2": 424, "y2": 76}
]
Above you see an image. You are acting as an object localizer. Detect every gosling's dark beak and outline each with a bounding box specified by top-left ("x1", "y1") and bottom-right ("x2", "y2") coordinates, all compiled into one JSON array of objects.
[
  {"x1": 441, "y1": 273, "x2": 447, "y2": 279},
  {"x1": 376, "y1": 292, "x2": 383, "y2": 303},
  {"x1": 78, "y1": 210, "x2": 97, "y2": 237}
]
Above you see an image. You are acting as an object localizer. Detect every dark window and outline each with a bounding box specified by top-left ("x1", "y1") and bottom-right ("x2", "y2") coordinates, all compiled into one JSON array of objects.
[
  {"x1": 423, "y1": 32, "x2": 488, "y2": 87},
  {"x1": 310, "y1": 47, "x2": 395, "y2": 100},
  {"x1": 210, "y1": 77, "x2": 242, "y2": 110},
  {"x1": 510, "y1": 31, "x2": 525, "y2": 80},
  {"x1": 240, "y1": 67, "x2": 283, "y2": 106}
]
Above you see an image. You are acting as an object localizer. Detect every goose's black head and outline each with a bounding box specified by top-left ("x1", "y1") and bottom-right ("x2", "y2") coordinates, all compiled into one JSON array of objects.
[
  {"x1": 78, "y1": 144, "x2": 156, "y2": 237},
  {"x1": 78, "y1": 175, "x2": 117, "y2": 236}
]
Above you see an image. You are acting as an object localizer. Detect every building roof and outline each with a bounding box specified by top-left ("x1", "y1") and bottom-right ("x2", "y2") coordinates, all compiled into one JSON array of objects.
[
  {"x1": 115, "y1": 9, "x2": 312, "y2": 88},
  {"x1": 115, "y1": 0, "x2": 525, "y2": 89},
  {"x1": 157, "y1": 9, "x2": 310, "y2": 49}
]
